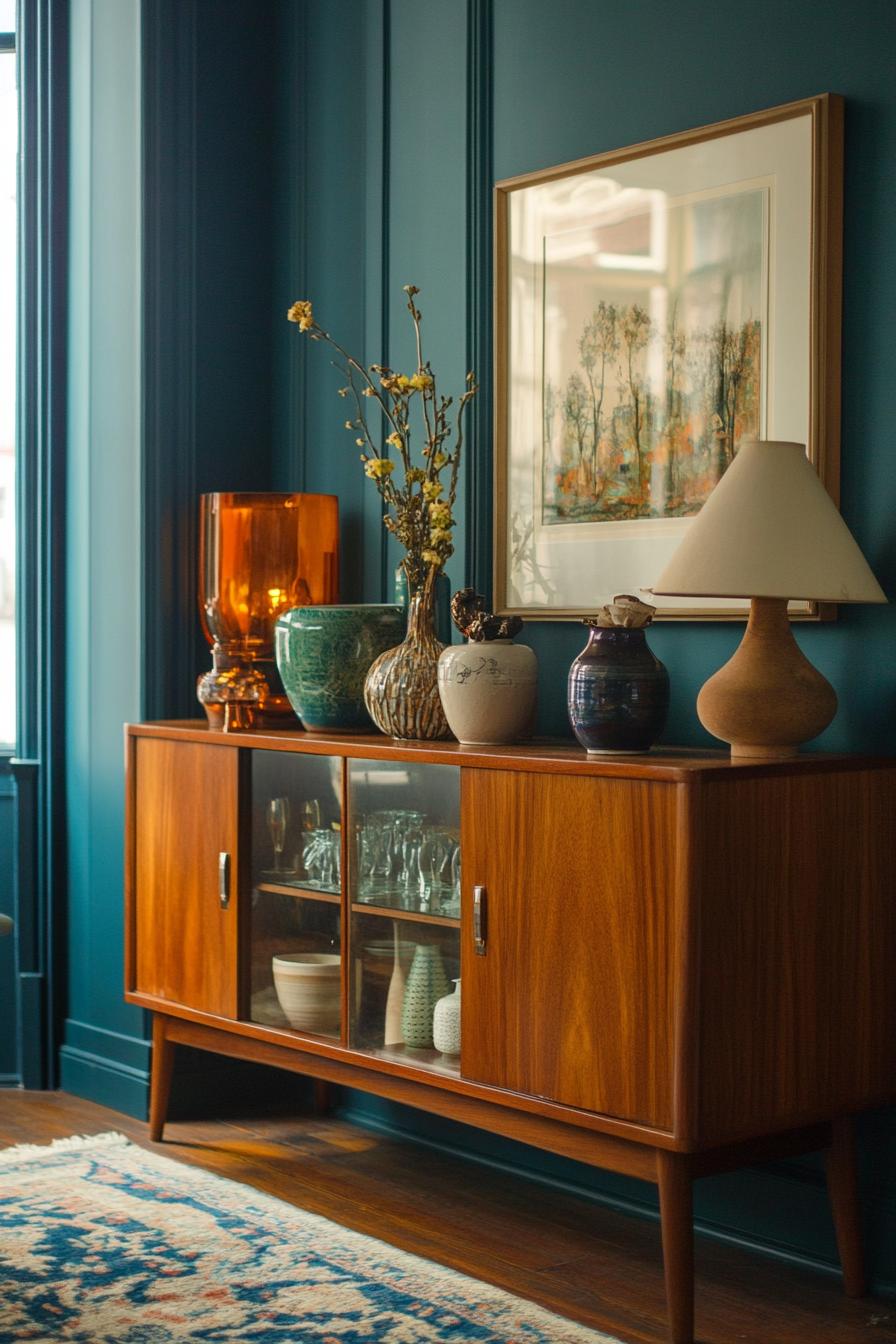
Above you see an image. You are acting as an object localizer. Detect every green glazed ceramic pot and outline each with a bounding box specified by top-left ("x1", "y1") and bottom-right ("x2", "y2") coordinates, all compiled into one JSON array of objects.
[
  {"x1": 275, "y1": 605, "x2": 406, "y2": 733},
  {"x1": 401, "y1": 944, "x2": 449, "y2": 1050}
]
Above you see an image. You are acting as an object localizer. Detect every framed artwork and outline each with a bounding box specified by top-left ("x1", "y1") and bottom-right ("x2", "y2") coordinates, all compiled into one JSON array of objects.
[{"x1": 494, "y1": 94, "x2": 843, "y2": 620}]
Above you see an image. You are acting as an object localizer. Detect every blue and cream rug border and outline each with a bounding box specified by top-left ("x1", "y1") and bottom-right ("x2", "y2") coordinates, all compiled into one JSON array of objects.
[{"x1": 0, "y1": 1130, "x2": 622, "y2": 1342}]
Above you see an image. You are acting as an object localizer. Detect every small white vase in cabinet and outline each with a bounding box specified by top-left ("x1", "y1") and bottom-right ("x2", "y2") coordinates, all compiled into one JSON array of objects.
[
  {"x1": 437, "y1": 641, "x2": 537, "y2": 745},
  {"x1": 432, "y1": 979, "x2": 461, "y2": 1057}
]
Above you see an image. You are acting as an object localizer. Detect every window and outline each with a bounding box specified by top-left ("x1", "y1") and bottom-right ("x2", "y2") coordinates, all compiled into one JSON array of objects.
[{"x1": 0, "y1": 2, "x2": 15, "y2": 748}]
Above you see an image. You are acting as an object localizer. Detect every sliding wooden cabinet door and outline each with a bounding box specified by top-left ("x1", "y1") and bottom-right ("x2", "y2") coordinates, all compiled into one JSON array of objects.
[
  {"x1": 461, "y1": 769, "x2": 680, "y2": 1129},
  {"x1": 132, "y1": 738, "x2": 240, "y2": 1018}
]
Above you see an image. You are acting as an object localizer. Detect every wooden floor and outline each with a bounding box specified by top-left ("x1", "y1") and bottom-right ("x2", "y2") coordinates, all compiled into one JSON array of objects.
[{"x1": 1, "y1": 1090, "x2": 895, "y2": 1344}]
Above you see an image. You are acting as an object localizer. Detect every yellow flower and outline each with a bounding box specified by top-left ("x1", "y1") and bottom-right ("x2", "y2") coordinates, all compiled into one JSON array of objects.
[
  {"x1": 362, "y1": 386, "x2": 376, "y2": 397},
  {"x1": 432, "y1": 451, "x2": 448, "y2": 469},
  {"x1": 385, "y1": 431, "x2": 402, "y2": 449},
  {"x1": 421, "y1": 549, "x2": 442, "y2": 566},
  {"x1": 287, "y1": 300, "x2": 314, "y2": 331},
  {"x1": 394, "y1": 374, "x2": 413, "y2": 393},
  {"x1": 429, "y1": 502, "x2": 451, "y2": 527},
  {"x1": 430, "y1": 528, "x2": 453, "y2": 546},
  {"x1": 408, "y1": 372, "x2": 433, "y2": 391},
  {"x1": 364, "y1": 458, "x2": 396, "y2": 479},
  {"x1": 422, "y1": 480, "x2": 442, "y2": 501},
  {"x1": 337, "y1": 387, "x2": 349, "y2": 398},
  {"x1": 406, "y1": 467, "x2": 425, "y2": 484},
  {"x1": 356, "y1": 438, "x2": 366, "y2": 447},
  {"x1": 344, "y1": 421, "x2": 354, "y2": 430}
]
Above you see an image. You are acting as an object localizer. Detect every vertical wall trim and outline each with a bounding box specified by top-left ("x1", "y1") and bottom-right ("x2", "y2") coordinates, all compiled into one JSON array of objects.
[
  {"x1": 379, "y1": 0, "x2": 392, "y2": 600},
  {"x1": 296, "y1": 3, "x2": 308, "y2": 493},
  {"x1": 465, "y1": 0, "x2": 494, "y2": 596},
  {"x1": 363, "y1": 0, "x2": 390, "y2": 599},
  {"x1": 13, "y1": 0, "x2": 69, "y2": 1088},
  {"x1": 281, "y1": 0, "x2": 307, "y2": 492},
  {"x1": 141, "y1": 0, "x2": 199, "y2": 720}
]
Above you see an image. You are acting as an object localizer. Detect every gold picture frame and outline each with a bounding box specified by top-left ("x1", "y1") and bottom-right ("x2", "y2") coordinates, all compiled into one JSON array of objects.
[{"x1": 494, "y1": 94, "x2": 843, "y2": 620}]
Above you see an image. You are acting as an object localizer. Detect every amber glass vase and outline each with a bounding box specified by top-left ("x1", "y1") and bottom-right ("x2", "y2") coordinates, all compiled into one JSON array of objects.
[{"x1": 197, "y1": 492, "x2": 339, "y2": 730}]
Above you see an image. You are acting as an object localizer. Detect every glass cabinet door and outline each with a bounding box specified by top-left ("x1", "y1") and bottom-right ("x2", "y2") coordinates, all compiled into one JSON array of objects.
[
  {"x1": 348, "y1": 759, "x2": 461, "y2": 1075},
  {"x1": 246, "y1": 750, "x2": 343, "y2": 1040}
]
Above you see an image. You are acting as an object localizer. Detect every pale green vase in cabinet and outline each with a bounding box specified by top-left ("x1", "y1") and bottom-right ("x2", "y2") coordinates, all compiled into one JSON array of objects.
[{"x1": 401, "y1": 945, "x2": 449, "y2": 1049}]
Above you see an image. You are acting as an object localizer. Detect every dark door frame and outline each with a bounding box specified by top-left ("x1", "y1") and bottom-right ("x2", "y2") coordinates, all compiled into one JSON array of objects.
[{"x1": 10, "y1": 0, "x2": 69, "y2": 1090}]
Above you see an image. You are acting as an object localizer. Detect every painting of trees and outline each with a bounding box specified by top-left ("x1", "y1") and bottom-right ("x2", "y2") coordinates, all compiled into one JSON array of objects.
[
  {"x1": 545, "y1": 298, "x2": 761, "y2": 524},
  {"x1": 619, "y1": 304, "x2": 651, "y2": 499},
  {"x1": 542, "y1": 186, "x2": 765, "y2": 527},
  {"x1": 577, "y1": 301, "x2": 619, "y2": 497}
]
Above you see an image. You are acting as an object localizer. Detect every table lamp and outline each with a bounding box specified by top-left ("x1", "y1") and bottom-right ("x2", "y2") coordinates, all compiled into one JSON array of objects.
[{"x1": 650, "y1": 439, "x2": 887, "y2": 758}]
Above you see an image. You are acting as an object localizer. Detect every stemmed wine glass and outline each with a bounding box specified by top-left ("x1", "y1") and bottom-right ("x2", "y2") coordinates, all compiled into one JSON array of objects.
[{"x1": 267, "y1": 797, "x2": 290, "y2": 874}]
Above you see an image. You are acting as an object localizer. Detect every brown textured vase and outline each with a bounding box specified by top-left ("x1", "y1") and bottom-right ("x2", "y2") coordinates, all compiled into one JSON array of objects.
[{"x1": 363, "y1": 585, "x2": 452, "y2": 740}]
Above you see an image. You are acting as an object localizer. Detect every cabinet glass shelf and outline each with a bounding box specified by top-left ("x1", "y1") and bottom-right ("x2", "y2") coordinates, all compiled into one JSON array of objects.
[
  {"x1": 258, "y1": 881, "x2": 341, "y2": 905},
  {"x1": 350, "y1": 901, "x2": 458, "y2": 929}
]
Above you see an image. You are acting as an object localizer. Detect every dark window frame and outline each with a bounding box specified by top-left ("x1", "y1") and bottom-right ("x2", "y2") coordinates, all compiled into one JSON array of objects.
[{"x1": 8, "y1": 0, "x2": 68, "y2": 1089}]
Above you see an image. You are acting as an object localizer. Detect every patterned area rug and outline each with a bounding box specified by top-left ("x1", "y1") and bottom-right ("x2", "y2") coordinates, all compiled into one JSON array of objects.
[{"x1": 0, "y1": 1131, "x2": 622, "y2": 1343}]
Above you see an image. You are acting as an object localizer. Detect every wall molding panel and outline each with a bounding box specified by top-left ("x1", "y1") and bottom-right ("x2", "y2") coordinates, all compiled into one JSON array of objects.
[
  {"x1": 64, "y1": 0, "x2": 145, "y2": 1112},
  {"x1": 141, "y1": 0, "x2": 200, "y2": 722},
  {"x1": 464, "y1": 0, "x2": 494, "y2": 597},
  {"x1": 364, "y1": 0, "x2": 391, "y2": 599},
  {"x1": 272, "y1": 0, "x2": 307, "y2": 492},
  {"x1": 59, "y1": 1018, "x2": 151, "y2": 1118}
]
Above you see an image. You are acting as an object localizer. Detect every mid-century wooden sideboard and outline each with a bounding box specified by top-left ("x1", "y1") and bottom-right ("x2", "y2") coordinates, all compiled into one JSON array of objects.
[{"x1": 124, "y1": 720, "x2": 896, "y2": 1344}]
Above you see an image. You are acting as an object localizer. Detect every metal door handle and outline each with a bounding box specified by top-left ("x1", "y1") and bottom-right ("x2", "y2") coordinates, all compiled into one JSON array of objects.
[
  {"x1": 218, "y1": 852, "x2": 231, "y2": 910},
  {"x1": 473, "y1": 885, "x2": 487, "y2": 955}
]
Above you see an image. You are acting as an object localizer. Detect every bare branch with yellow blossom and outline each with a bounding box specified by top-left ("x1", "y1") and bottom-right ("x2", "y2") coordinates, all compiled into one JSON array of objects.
[{"x1": 288, "y1": 288, "x2": 477, "y2": 594}]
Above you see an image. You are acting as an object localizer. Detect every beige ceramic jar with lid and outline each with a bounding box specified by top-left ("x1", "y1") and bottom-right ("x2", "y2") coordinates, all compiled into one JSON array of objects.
[{"x1": 437, "y1": 590, "x2": 537, "y2": 745}]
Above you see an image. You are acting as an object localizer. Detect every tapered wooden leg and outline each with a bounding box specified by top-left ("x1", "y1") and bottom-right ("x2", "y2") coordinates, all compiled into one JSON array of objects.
[
  {"x1": 312, "y1": 1080, "x2": 334, "y2": 1115},
  {"x1": 825, "y1": 1116, "x2": 866, "y2": 1297},
  {"x1": 149, "y1": 1016, "x2": 175, "y2": 1142},
  {"x1": 657, "y1": 1152, "x2": 695, "y2": 1344}
]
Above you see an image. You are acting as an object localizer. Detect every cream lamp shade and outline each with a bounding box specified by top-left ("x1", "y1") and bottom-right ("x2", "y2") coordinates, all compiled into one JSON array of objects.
[
  {"x1": 651, "y1": 440, "x2": 886, "y2": 603},
  {"x1": 650, "y1": 440, "x2": 886, "y2": 759}
]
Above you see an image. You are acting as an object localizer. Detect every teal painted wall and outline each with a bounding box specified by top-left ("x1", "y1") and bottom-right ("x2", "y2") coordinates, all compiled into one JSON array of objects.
[
  {"x1": 51, "y1": 0, "x2": 896, "y2": 1300},
  {"x1": 272, "y1": 0, "x2": 401, "y2": 599},
  {"x1": 490, "y1": 0, "x2": 896, "y2": 749},
  {"x1": 60, "y1": 0, "x2": 281, "y2": 1112},
  {"x1": 62, "y1": 0, "x2": 148, "y2": 1112},
  {"x1": 270, "y1": 0, "x2": 896, "y2": 1294},
  {"x1": 273, "y1": 0, "x2": 896, "y2": 751}
]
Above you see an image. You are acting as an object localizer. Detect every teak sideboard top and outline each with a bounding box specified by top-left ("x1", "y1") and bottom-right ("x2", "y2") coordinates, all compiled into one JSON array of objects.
[{"x1": 126, "y1": 719, "x2": 892, "y2": 781}]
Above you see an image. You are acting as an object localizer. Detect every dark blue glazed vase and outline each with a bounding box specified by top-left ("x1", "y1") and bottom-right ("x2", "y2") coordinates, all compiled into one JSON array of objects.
[{"x1": 568, "y1": 626, "x2": 669, "y2": 755}]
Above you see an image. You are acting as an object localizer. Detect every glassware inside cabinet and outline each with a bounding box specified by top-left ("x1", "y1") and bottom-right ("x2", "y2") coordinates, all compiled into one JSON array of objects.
[
  {"x1": 348, "y1": 760, "x2": 461, "y2": 1074},
  {"x1": 247, "y1": 750, "x2": 343, "y2": 1039},
  {"x1": 349, "y1": 760, "x2": 460, "y2": 918}
]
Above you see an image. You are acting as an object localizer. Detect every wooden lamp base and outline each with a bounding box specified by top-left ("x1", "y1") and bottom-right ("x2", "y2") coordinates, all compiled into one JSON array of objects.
[{"x1": 697, "y1": 597, "x2": 837, "y2": 759}]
